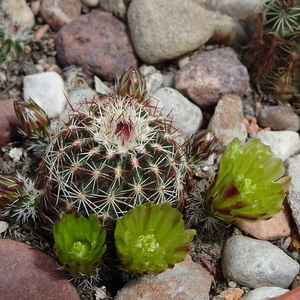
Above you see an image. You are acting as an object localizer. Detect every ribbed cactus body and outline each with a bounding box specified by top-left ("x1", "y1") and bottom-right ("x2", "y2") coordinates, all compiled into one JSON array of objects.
[{"x1": 39, "y1": 95, "x2": 187, "y2": 223}]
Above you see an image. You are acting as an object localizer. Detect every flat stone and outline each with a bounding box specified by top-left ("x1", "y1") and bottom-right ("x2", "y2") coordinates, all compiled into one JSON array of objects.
[
  {"x1": 40, "y1": 0, "x2": 82, "y2": 31},
  {"x1": 127, "y1": 0, "x2": 214, "y2": 64},
  {"x1": 175, "y1": 47, "x2": 249, "y2": 110},
  {"x1": 257, "y1": 106, "x2": 300, "y2": 131},
  {"x1": 221, "y1": 235, "x2": 299, "y2": 289},
  {"x1": 237, "y1": 202, "x2": 292, "y2": 240},
  {"x1": 23, "y1": 72, "x2": 67, "y2": 119},
  {"x1": 115, "y1": 254, "x2": 212, "y2": 300},
  {"x1": 55, "y1": 12, "x2": 138, "y2": 81},
  {"x1": 207, "y1": 94, "x2": 247, "y2": 149},
  {"x1": 151, "y1": 87, "x2": 203, "y2": 137},
  {"x1": 0, "y1": 239, "x2": 80, "y2": 300}
]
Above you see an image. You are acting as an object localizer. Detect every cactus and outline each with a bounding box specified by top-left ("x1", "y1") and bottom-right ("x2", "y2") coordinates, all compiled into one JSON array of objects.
[
  {"x1": 0, "y1": 172, "x2": 40, "y2": 222},
  {"x1": 14, "y1": 98, "x2": 51, "y2": 157},
  {"x1": 0, "y1": 18, "x2": 31, "y2": 66},
  {"x1": 33, "y1": 66, "x2": 189, "y2": 226},
  {"x1": 244, "y1": 0, "x2": 300, "y2": 103},
  {"x1": 114, "y1": 202, "x2": 196, "y2": 275},
  {"x1": 187, "y1": 138, "x2": 290, "y2": 228},
  {"x1": 53, "y1": 212, "x2": 106, "y2": 280}
]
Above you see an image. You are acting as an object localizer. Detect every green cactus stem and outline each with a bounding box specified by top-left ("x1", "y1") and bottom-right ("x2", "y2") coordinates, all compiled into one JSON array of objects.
[
  {"x1": 53, "y1": 212, "x2": 106, "y2": 279},
  {"x1": 114, "y1": 202, "x2": 196, "y2": 275},
  {"x1": 38, "y1": 91, "x2": 188, "y2": 225}
]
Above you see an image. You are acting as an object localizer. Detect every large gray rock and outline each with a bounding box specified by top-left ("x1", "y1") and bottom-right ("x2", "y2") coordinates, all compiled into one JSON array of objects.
[
  {"x1": 222, "y1": 235, "x2": 299, "y2": 289},
  {"x1": 285, "y1": 155, "x2": 300, "y2": 234},
  {"x1": 127, "y1": 0, "x2": 214, "y2": 64}
]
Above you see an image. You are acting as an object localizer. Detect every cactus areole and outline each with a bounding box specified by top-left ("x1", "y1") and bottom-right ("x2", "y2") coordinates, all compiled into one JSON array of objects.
[{"x1": 39, "y1": 92, "x2": 188, "y2": 224}]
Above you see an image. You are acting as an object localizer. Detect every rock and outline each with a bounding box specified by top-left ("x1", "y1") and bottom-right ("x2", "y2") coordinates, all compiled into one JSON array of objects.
[
  {"x1": 211, "y1": 0, "x2": 266, "y2": 20},
  {"x1": 273, "y1": 286, "x2": 300, "y2": 300},
  {"x1": 99, "y1": 0, "x2": 127, "y2": 21},
  {"x1": 151, "y1": 87, "x2": 203, "y2": 137},
  {"x1": 256, "y1": 130, "x2": 300, "y2": 161},
  {"x1": 240, "y1": 286, "x2": 289, "y2": 300},
  {"x1": 209, "y1": 11, "x2": 248, "y2": 46},
  {"x1": 55, "y1": 12, "x2": 138, "y2": 82},
  {"x1": 0, "y1": 100, "x2": 20, "y2": 149},
  {"x1": 115, "y1": 254, "x2": 212, "y2": 300},
  {"x1": 2, "y1": 0, "x2": 35, "y2": 29},
  {"x1": 237, "y1": 202, "x2": 293, "y2": 240},
  {"x1": 207, "y1": 94, "x2": 247, "y2": 149},
  {"x1": 0, "y1": 239, "x2": 80, "y2": 300},
  {"x1": 220, "y1": 287, "x2": 244, "y2": 300},
  {"x1": 257, "y1": 106, "x2": 300, "y2": 131},
  {"x1": 175, "y1": 47, "x2": 249, "y2": 110},
  {"x1": 221, "y1": 235, "x2": 300, "y2": 289},
  {"x1": 23, "y1": 72, "x2": 67, "y2": 119},
  {"x1": 82, "y1": 0, "x2": 100, "y2": 7},
  {"x1": 285, "y1": 155, "x2": 300, "y2": 234},
  {"x1": 127, "y1": 0, "x2": 214, "y2": 64},
  {"x1": 145, "y1": 72, "x2": 163, "y2": 96},
  {"x1": 40, "y1": 0, "x2": 82, "y2": 32}
]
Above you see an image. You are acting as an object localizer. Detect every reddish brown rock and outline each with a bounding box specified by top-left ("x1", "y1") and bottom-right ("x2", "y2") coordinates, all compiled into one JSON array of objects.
[
  {"x1": 0, "y1": 239, "x2": 80, "y2": 300},
  {"x1": 237, "y1": 202, "x2": 293, "y2": 240},
  {"x1": 40, "y1": 0, "x2": 82, "y2": 31},
  {"x1": 115, "y1": 254, "x2": 212, "y2": 300},
  {"x1": 273, "y1": 286, "x2": 300, "y2": 300},
  {"x1": 55, "y1": 12, "x2": 138, "y2": 82},
  {"x1": 207, "y1": 94, "x2": 247, "y2": 150},
  {"x1": 257, "y1": 105, "x2": 300, "y2": 131},
  {"x1": 0, "y1": 100, "x2": 20, "y2": 150},
  {"x1": 175, "y1": 47, "x2": 249, "y2": 110}
]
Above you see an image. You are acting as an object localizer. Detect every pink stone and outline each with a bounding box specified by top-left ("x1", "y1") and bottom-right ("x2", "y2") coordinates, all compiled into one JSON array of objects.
[
  {"x1": 0, "y1": 239, "x2": 80, "y2": 300},
  {"x1": 237, "y1": 203, "x2": 292, "y2": 240},
  {"x1": 0, "y1": 100, "x2": 20, "y2": 149}
]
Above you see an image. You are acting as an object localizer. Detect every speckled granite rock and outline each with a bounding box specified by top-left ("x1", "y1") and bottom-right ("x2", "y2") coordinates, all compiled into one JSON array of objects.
[{"x1": 55, "y1": 12, "x2": 138, "y2": 81}]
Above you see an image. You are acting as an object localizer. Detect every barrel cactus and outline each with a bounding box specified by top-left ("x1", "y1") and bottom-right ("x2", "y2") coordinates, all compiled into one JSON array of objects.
[{"x1": 36, "y1": 67, "x2": 188, "y2": 226}]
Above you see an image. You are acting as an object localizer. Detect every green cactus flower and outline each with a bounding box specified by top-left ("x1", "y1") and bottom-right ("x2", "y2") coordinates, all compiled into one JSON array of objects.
[
  {"x1": 204, "y1": 138, "x2": 290, "y2": 223},
  {"x1": 114, "y1": 202, "x2": 196, "y2": 275},
  {"x1": 118, "y1": 66, "x2": 147, "y2": 100},
  {"x1": 53, "y1": 212, "x2": 106, "y2": 278}
]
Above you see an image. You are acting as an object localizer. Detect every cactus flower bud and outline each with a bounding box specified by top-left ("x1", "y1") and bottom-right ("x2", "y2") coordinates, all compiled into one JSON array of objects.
[
  {"x1": 188, "y1": 129, "x2": 218, "y2": 166},
  {"x1": 118, "y1": 66, "x2": 147, "y2": 100},
  {"x1": 205, "y1": 138, "x2": 290, "y2": 223},
  {"x1": 114, "y1": 202, "x2": 196, "y2": 275},
  {"x1": 53, "y1": 212, "x2": 106, "y2": 278},
  {"x1": 14, "y1": 98, "x2": 51, "y2": 144}
]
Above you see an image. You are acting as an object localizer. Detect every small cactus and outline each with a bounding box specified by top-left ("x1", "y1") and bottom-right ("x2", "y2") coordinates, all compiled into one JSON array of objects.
[
  {"x1": 187, "y1": 138, "x2": 290, "y2": 227},
  {"x1": 14, "y1": 98, "x2": 51, "y2": 156},
  {"x1": 244, "y1": 0, "x2": 300, "y2": 103},
  {"x1": 0, "y1": 18, "x2": 31, "y2": 66},
  {"x1": 0, "y1": 172, "x2": 40, "y2": 222},
  {"x1": 36, "y1": 66, "x2": 188, "y2": 225},
  {"x1": 114, "y1": 202, "x2": 196, "y2": 275},
  {"x1": 53, "y1": 212, "x2": 106, "y2": 279}
]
